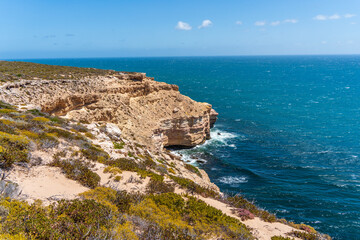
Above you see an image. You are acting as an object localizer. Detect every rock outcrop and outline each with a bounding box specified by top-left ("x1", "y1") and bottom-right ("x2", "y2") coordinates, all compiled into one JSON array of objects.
[{"x1": 0, "y1": 73, "x2": 217, "y2": 150}]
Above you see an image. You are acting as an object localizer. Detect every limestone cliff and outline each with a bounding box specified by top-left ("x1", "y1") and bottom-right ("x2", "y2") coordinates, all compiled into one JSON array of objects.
[{"x1": 0, "y1": 73, "x2": 218, "y2": 151}]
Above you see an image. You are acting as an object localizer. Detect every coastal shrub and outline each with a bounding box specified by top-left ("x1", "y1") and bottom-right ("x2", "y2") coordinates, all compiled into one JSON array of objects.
[
  {"x1": 0, "y1": 101, "x2": 15, "y2": 110},
  {"x1": 113, "y1": 141, "x2": 125, "y2": 149},
  {"x1": 0, "y1": 132, "x2": 29, "y2": 168},
  {"x1": 81, "y1": 143, "x2": 110, "y2": 162},
  {"x1": 138, "y1": 222, "x2": 195, "y2": 240},
  {"x1": 32, "y1": 116, "x2": 51, "y2": 123},
  {"x1": 0, "y1": 233, "x2": 26, "y2": 240},
  {"x1": 114, "y1": 175, "x2": 122, "y2": 182},
  {"x1": 185, "y1": 163, "x2": 202, "y2": 177},
  {"x1": 146, "y1": 179, "x2": 175, "y2": 194},
  {"x1": 26, "y1": 109, "x2": 46, "y2": 116},
  {"x1": 71, "y1": 123, "x2": 89, "y2": 133},
  {"x1": 107, "y1": 158, "x2": 143, "y2": 172},
  {"x1": 17, "y1": 129, "x2": 38, "y2": 139},
  {"x1": 46, "y1": 126, "x2": 75, "y2": 139},
  {"x1": 271, "y1": 236, "x2": 293, "y2": 240},
  {"x1": 113, "y1": 220, "x2": 139, "y2": 240},
  {"x1": 104, "y1": 157, "x2": 165, "y2": 182},
  {"x1": 288, "y1": 222, "x2": 317, "y2": 234},
  {"x1": 288, "y1": 230, "x2": 317, "y2": 240},
  {"x1": 0, "y1": 109, "x2": 17, "y2": 114},
  {"x1": 0, "y1": 119, "x2": 17, "y2": 134},
  {"x1": 225, "y1": 194, "x2": 277, "y2": 223},
  {"x1": 144, "y1": 155, "x2": 157, "y2": 168},
  {"x1": 155, "y1": 164, "x2": 168, "y2": 175},
  {"x1": 79, "y1": 187, "x2": 119, "y2": 214},
  {"x1": 168, "y1": 167, "x2": 176, "y2": 174},
  {"x1": 169, "y1": 175, "x2": 218, "y2": 198},
  {"x1": 49, "y1": 115, "x2": 65, "y2": 124},
  {"x1": 50, "y1": 158, "x2": 100, "y2": 188},
  {"x1": 114, "y1": 190, "x2": 144, "y2": 213},
  {"x1": 103, "y1": 166, "x2": 122, "y2": 175},
  {"x1": 0, "y1": 198, "x2": 114, "y2": 239},
  {"x1": 128, "y1": 152, "x2": 137, "y2": 159},
  {"x1": 53, "y1": 199, "x2": 114, "y2": 238},
  {"x1": 84, "y1": 131, "x2": 95, "y2": 139},
  {"x1": 38, "y1": 132, "x2": 59, "y2": 148},
  {"x1": 131, "y1": 193, "x2": 253, "y2": 240}
]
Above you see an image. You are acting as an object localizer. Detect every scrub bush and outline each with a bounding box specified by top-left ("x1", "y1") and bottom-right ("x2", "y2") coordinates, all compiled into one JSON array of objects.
[{"x1": 50, "y1": 158, "x2": 100, "y2": 188}]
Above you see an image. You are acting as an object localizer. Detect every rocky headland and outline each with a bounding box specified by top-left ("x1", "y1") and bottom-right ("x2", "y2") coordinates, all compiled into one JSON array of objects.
[{"x1": 0, "y1": 61, "x2": 330, "y2": 240}]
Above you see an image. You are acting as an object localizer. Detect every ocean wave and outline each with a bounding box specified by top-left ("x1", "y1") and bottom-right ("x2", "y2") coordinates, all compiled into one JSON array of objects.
[{"x1": 218, "y1": 176, "x2": 248, "y2": 184}]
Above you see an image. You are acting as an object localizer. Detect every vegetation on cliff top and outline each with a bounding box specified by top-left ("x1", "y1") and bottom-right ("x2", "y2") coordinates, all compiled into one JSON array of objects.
[
  {"x1": 0, "y1": 187, "x2": 254, "y2": 239},
  {"x1": 0, "y1": 61, "x2": 117, "y2": 82}
]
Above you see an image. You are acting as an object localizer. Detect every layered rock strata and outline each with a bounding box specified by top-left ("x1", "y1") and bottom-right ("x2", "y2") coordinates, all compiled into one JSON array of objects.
[{"x1": 0, "y1": 73, "x2": 218, "y2": 151}]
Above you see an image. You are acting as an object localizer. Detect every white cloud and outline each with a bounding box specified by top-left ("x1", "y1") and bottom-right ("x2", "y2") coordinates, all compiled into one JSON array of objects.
[
  {"x1": 314, "y1": 14, "x2": 343, "y2": 20},
  {"x1": 254, "y1": 21, "x2": 266, "y2": 26},
  {"x1": 345, "y1": 13, "x2": 356, "y2": 18},
  {"x1": 176, "y1": 21, "x2": 192, "y2": 30},
  {"x1": 351, "y1": 22, "x2": 356, "y2": 25},
  {"x1": 313, "y1": 15, "x2": 328, "y2": 20},
  {"x1": 235, "y1": 21, "x2": 242, "y2": 25},
  {"x1": 198, "y1": 19, "x2": 213, "y2": 29},
  {"x1": 329, "y1": 14, "x2": 341, "y2": 20},
  {"x1": 284, "y1": 19, "x2": 298, "y2": 23},
  {"x1": 270, "y1": 21, "x2": 280, "y2": 26},
  {"x1": 321, "y1": 41, "x2": 327, "y2": 44}
]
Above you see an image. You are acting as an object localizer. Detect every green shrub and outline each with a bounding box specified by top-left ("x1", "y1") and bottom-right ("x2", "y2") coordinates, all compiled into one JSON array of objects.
[
  {"x1": 0, "y1": 119, "x2": 17, "y2": 134},
  {"x1": 225, "y1": 194, "x2": 277, "y2": 223},
  {"x1": 146, "y1": 179, "x2": 175, "y2": 194},
  {"x1": 115, "y1": 190, "x2": 144, "y2": 213},
  {"x1": 0, "y1": 101, "x2": 16, "y2": 110},
  {"x1": 170, "y1": 175, "x2": 218, "y2": 198},
  {"x1": 131, "y1": 193, "x2": 253, "y2": 240},
  {"x1": 50, "y1": 158, "x2": 100, "y2": 188},
  {"x1": 32, "y1": 116, "x2": 50, "y2": 123},
  {"x1": 0, "y1": 132, "x2": 29, "y2": 168},
  {"x1": 81, "y1": 143, "x2": 110, "y2": 162},
  {"x1": 0, "y1": 198, "x2": 115, "y2": 239},
  {"x1": 144, "y1": 155, "x2": 157, "y2": 168},
  {"x1": 113, "y1": 141, "x2": 125, "y2": 149},
  {"x1": 288, "y1": 222, "x2": 317, "y2": 234},
  {"x1": 106, "y1": 158, "x2": 142, "y2": 172},
  {"x1": 288, "y1": 231, "x2": 317, "y2": 240},
  {"x1": 271, "y1": 236, "x2": 293, "y2": 240},
  {"x1": 0, "y1": 109, "x2": 17, "y2": 114},
  {"x1": 46, "y1": 126, "x2": 76, "y2": 139},
  {"x1": 168, "y1": 168, "x2": 176, "y2": 174},
  {"x1": 26, "y1": 109, "x2": 46, "y2": 116},
  {"x1": 114, "y1": 175, "x2": 122, "y2": 182},
  {"x1": 185, "y1": 163, "x2": 202, "y2": 177},
  {"x1": 103, "y1": 166, "x2": 122, "y2": 175}
]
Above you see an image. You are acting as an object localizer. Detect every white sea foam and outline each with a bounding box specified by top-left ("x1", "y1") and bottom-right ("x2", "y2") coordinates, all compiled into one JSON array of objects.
[
  {"x1": 209, "y1": 129, "x2": 240, "y2": 145},
  {"x1": 171, "y1": 128, "x2": 241, "y2": 165},
  {"x1": 218, "y1": 176, "x2": 248, "y2": 184}
]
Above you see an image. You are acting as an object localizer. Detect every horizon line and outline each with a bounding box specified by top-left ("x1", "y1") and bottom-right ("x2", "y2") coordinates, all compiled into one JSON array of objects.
[{"x1": 3, "y1": 53, "x2": 360, "y2": 61}]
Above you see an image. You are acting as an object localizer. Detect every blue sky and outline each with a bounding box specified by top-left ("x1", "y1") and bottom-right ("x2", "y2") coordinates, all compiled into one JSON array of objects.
[{"x1": 1, "y1": 0, "x2": 360, "y2": 59}]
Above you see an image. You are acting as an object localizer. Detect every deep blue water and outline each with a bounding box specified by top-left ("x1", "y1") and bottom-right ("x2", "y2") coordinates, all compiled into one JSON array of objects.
[{"x1": 20, "y1": 56, "x2": 360, "y2": 239}]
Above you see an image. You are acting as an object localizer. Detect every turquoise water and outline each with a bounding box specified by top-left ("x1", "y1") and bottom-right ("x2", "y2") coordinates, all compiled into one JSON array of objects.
[{"x1": 22, "y1": 56, "x2": 360, "y2": 239}]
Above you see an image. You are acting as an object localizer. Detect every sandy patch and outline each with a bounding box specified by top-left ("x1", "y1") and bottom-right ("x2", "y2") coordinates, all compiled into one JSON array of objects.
[{"x1": 7, "y1": 165, "x2": 89, "y2": 205}]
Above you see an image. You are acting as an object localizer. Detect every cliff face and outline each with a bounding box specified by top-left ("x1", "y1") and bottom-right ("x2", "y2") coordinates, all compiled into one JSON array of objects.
[{"x1": 0, "y1": 73, "x2": 218, "y2": 151}]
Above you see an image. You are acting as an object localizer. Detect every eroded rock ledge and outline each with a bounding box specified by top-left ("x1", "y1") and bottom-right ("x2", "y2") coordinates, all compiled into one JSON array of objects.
[{"x1": 0, "y1": 73, "x2": 218, "y2": 151}]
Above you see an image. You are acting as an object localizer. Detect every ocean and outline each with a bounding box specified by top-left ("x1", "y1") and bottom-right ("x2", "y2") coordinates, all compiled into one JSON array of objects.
[{"x1": 21, "y1": 56, "x2": 360, "y2": 239}]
